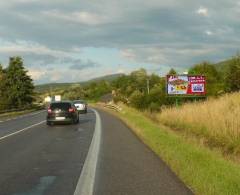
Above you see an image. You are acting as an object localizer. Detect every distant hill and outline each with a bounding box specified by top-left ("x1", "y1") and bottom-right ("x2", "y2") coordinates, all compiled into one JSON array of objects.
[
  {"x1": 35, "y1": 73, "x2": 124, "y2": 93},
  {"x1": 88, "y1": 73, "x2": 124, "y2": 82}
]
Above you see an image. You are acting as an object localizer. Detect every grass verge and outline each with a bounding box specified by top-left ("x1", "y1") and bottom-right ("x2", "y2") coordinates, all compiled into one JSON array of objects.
[{"x1": 98, "y1": 104, "x2": 240, "y2": 195}]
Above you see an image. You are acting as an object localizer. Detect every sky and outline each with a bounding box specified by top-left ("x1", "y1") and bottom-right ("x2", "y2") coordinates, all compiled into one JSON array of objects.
[{"x1": 0, "y1": 0, "x2": 239, "y2": 84}]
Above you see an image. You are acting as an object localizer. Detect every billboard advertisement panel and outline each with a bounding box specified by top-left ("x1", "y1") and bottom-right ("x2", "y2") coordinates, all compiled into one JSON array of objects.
[{"x1": 167, "y1": 75, "x2": 206, "y2": 96}]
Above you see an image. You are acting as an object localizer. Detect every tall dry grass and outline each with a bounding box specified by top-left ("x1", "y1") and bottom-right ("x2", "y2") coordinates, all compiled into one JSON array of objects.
[{"x1": 158, "y1": 93, "x2": 240, "y2": 154}]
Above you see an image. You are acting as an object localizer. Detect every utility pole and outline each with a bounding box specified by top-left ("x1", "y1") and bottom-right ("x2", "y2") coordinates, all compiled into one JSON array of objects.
[{"x1": 147, "y1": 79, "x2": 150, "y2": 94}]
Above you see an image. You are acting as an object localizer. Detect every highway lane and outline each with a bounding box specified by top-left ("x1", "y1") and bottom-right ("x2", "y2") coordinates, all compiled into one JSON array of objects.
[{"x1": 0, "y1": 110, "x2": 95, "y2": 195}]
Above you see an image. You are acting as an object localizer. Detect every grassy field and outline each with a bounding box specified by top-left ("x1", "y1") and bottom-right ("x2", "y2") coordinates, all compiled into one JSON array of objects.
[
  {"x1": 99, "y1": 104, "x2": 240, "y2": 195},
  {"x1": 158, "y1": 93, "x2": 240, "y2": 155}
]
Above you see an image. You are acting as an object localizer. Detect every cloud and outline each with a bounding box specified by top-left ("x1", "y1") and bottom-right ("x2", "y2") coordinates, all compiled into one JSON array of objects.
[
  {"x1": 120, "y1": 46, "x2": 219, "y2": 68},
  {"x1": 29, "y1": 66, "x2": 110, "y2": 84},
  {"x1": 196, "y1": 6, "x2": 209, "y2": 17},
  {"x1": 120, "y1": 49, "x2": 136, "y2": 60},
  {"x1": 42, "y1": 9, "x2": 109, "y2": 25},
  {"x1": 28, "y1": 68, "x2": 46, "y2": 80},
  {"x1": 205, "y1": 30, "x2": 213, "y2": 36},
  {"x1": 69, "y1": 59, "x2": 99, "y2": 70},
  {"x1": 0, "y1": 0, "x2": 239, "y2": 83},
  {"x1": 0, "y1": 40, "x2": 71, "y2": 57}
]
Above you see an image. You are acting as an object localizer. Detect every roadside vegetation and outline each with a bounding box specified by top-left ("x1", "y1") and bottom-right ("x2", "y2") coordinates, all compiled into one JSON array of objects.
[
  {"x1": 158, "y1": 92, "x2": 240, "y2": 156},
  {"x1": 36, "y1": 54, "x2": 240, "y2": 111},
  {"x1": 38, "y1": 80, "x2": 112, "y2": 102},
  {"x1": 0, "y1": 57, "x2": 35, "y2": 111},
  {"x1": 112, "y1": 54, "x2": 240, "y2": 111},
  {"x1": 104, "y1": 104, "x2": 240, "y2": 195}
]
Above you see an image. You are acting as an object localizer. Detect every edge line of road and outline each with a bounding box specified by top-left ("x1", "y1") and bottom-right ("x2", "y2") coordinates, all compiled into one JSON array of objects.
[
  {"x1": 0, "y1": 120, "x2": 46, "y2": 141},
  {"x1": 74, "y1": 108, "x2": 102, "y2": 195}
]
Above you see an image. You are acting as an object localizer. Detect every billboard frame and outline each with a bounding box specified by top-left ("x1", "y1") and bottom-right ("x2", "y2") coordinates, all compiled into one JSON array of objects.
[
  {"x1": 166, "y1": 74, "x2": 207, "y2": 106},
  {"x1": 166, "y1": 74, "x2": 207, "y2": 97}
]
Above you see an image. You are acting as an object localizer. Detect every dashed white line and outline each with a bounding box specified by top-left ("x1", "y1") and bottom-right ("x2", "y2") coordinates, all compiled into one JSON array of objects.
[
  {"x1": 0, "y1": 110, "x2": 45, "y2": 123},
  {"x1": 0, "y1": 120, "x2": 45, "y2": 141},
  {"x1": 27, "y1": 110, "x2": 46, "y2": 117}
]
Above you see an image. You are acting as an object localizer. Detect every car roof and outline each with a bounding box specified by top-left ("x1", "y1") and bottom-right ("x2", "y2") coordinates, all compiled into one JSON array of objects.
[
  {"x1": 73, "y1": 100, "x2": 86, "y2": 102},
  {"x1": 50, "y1": 101, "x2": 72, "y2": 104}
]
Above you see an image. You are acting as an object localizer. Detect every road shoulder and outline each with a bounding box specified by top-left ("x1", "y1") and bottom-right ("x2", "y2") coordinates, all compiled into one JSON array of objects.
[{"x1": 94, "y1": 107, "x2": 193, "y2": 195}]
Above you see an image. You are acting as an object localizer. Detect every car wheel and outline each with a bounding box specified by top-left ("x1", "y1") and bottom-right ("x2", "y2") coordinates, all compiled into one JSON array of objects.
[
  {"x1": 74, "y1": 116, "x2": 79, "y2": 124},
  {"x1": 47, "y1": 121, "x2": 52, "y2": 126}
]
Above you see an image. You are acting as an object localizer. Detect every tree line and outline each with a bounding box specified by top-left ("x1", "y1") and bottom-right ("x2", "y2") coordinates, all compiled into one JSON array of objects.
[
  {"x1": 111, "y1": 54, "x2": 240, "y2": 111},
  {"x1": 0, "y1": 57, "x2": 34, "y2": 110},
  {"x1": 42, "y1": 54, "x2": 240, "y2": 111},
  {"x1": 1, "y1": 54, "x2": 240, "y2": 112}
]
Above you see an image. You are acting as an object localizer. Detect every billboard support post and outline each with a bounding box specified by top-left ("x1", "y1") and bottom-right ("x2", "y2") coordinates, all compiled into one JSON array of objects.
[{"x1": 175, "y1": 98, "x2": 179, "y2": 107}]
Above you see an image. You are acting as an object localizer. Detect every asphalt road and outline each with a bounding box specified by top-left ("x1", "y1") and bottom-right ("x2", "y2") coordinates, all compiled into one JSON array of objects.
[
  {"x1": 0, "y1": 110, "x2": 95, "y2": 195},
  {"x1": 0, "y1": 108, "x2": 193, "y2": 195}
]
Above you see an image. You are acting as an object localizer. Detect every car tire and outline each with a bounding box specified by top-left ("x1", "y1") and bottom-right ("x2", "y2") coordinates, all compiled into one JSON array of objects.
[
  {"x1": 74, "y1": 116, "x2": 79, "y2": 124},
  {"x1": 47, "y1": 121, "x2": 52, "y2": 126}
]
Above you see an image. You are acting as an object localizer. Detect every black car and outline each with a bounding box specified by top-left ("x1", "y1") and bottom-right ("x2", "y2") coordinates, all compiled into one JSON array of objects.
[
  {"x1": 73, "y1": 100, "x2": 88, "y2": 114},
  {"x1": 46, "y1": 101, "x2": 79, "y2": 125}
]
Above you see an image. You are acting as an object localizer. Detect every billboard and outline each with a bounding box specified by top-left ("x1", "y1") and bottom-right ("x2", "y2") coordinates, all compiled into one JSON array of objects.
[{"x1": 167, "y1": 75, "x2": 206, "y2": 96}]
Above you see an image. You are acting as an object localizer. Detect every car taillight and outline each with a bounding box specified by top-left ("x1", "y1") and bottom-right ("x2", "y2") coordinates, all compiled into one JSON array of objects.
[
  {"x1": 47, "y1": 108, "x2": 52, "y2": 113},
  {"x1": 69, "y1": 108, "x2": 75, "y2": 112}
]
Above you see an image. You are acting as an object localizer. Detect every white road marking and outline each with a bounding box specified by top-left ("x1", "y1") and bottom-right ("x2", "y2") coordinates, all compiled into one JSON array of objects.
[
  {"x1": 27, "y1": 110, "x2": 46, "y2": 117},
  {"x1": 0, "y1": 110, "x2": 45, "y2": 123},
  {"x1": 0, "y1": 120, "x2": 45, "y2": 141},
  {"x1": 74, "y1": 108, "x2": 102, "y2": 195}
]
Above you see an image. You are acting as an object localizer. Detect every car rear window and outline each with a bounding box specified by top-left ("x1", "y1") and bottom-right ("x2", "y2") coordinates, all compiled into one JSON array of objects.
[{"x1": 50, "y1": 103, "x2": 71, "y2": 110}]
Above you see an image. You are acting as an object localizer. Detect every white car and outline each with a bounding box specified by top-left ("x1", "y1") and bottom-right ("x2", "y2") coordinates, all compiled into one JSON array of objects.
[{"x1": 73, "y1": 100, "x2": 87, "y2": 114}]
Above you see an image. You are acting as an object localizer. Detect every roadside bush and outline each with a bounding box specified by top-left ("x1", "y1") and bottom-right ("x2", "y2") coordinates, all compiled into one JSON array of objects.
[
  {"x1": 148, "y1": 102, "x2": 160, "y2": 112},
  {"x1": 129, "y1": 90, "x2": 146, "y2": 110}
]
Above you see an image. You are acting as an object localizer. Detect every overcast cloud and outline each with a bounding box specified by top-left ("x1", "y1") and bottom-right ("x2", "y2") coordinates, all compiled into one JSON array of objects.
[{"x1": 0, "y1": 0, "x2": 239, "y2": 83}]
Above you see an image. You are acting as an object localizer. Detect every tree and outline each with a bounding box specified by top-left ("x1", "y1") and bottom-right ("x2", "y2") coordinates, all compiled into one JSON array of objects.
[
  {"x1": 0, "y1": 64, "x2": 7, "y2": 109},
  {"x1": 130, "y1": 68, "x2": 148, "y2": 93},
  {"x1": 168, "y1": 68, "x2": 177, "y2": 75},
  {"x1": 4, "y1": 57, "x2": 34, "y2": 108},
  {"x1": 225, "y1": 55, "x2": 240, "y2": 92},
  {"x1": 0, "y1": 63, "x2": 4, "y2": 82},
  {"x1": 129, "y1": 90, "x2": 146, "y2": 109},
  {"x1": 188, "y1": 61, "x2": 222, "y2": 96}
]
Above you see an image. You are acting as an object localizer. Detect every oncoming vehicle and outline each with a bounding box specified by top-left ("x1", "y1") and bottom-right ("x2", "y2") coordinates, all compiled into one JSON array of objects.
[
  {"x1": 46, "y1": 101, "x2": 79, "y2": 125},
  {"x1": 73, "y1": 100, "x2": 88, "y2": 114}
]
